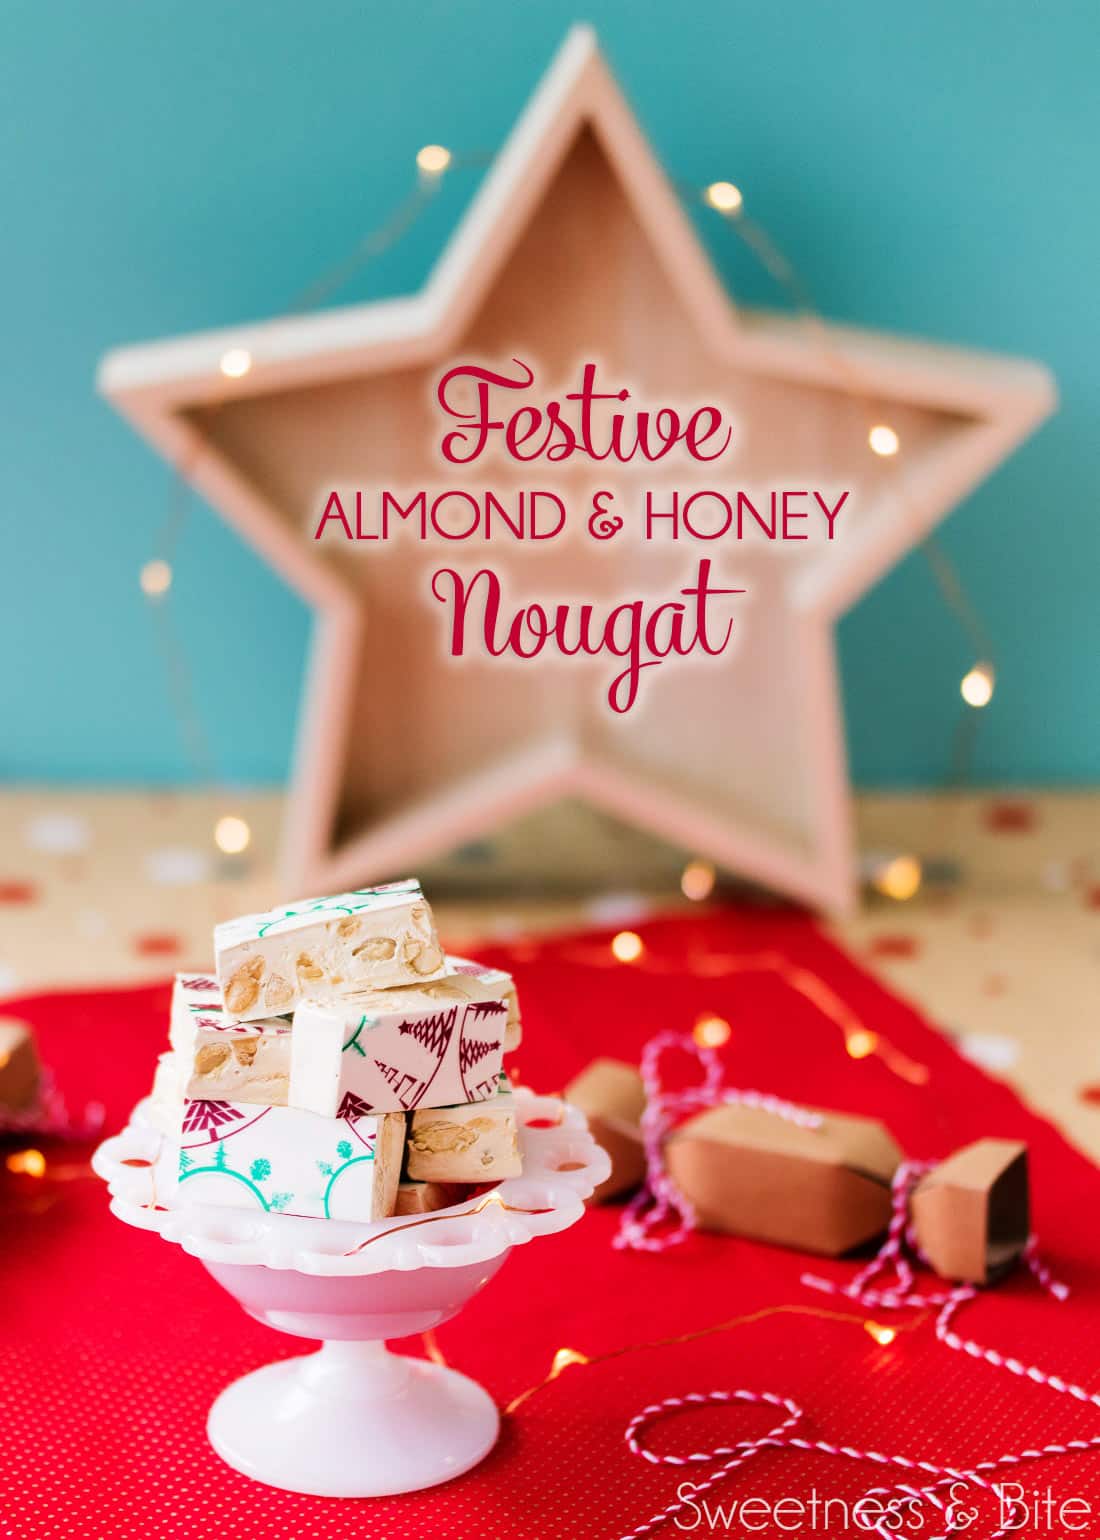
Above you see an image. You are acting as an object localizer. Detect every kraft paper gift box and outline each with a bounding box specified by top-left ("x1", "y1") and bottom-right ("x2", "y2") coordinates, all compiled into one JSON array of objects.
[
  {"x1": 563, "y1": 1057, "x2": 646, "y2": 1202},
  {"x1": 290, "y1": 963, "x2": 511, "y2": 1117},
  {"x1": 909, "y1": 1138, "x2": 1030, "y2": 1284},
  {"x1": 215, "y1": 879, "x2": 446, "y2": 1023},
  {"x1": 405, "y1": 1078, "x2": 522, "y2": 1183},
  {"x1": 0, "y1": 1018, "x2": 41, "y2": 1113},
  {"x1": 176, "y1": 1097, "x2": 405, "y2": 1222},
  {"x1": 664, "y1": 1103, "x2": 902, "y2": 1255}
]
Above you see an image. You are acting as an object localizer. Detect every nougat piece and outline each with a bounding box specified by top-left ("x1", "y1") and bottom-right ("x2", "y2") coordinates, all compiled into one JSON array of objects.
[
  {"x1": 168, "y1": 972, "x2": 291, "y2": 1106},
  {"x1": 177, "y1": 1098, "x2": 405, "y2": 1222},
  {"x1": 186, "y1": 1019, "x2": 291, "y2": 1107},
  {"x1": 394, "y1": 1180, "x2": 457, "y2": 1217},
  {"x1": 0, "y1": 1017, "x2": 41, "y2": 1112},
  {"x1": 405, "y1": 1079, "x2": 522, "y2": 1183},
  {"x1": 216, "y1": 881, "x2": 445, "y2": 1022},
  {"x1": 564, "y1": 1057, "x2": 646, "y2": 1202},
  {"x1": 168, "y1": 971, "x2": 290, "y2": 1057},
  {"x1": 290, "y1": 967, "x2": 509, "y2": 1117},
  {"x1": 449, "y1": 954, "x2": 522, "y2": 1052}
]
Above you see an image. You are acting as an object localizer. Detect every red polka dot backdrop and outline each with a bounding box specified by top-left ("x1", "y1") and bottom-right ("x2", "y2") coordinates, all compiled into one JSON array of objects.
[{"x1": 3, "y1": 907, "x2": 1099, "y2": 1540}]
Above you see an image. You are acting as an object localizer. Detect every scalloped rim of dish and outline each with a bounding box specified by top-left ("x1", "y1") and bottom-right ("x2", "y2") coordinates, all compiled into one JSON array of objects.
[{"x1": 92, "y1": 1089, "x2": 610, "y2": 1277}]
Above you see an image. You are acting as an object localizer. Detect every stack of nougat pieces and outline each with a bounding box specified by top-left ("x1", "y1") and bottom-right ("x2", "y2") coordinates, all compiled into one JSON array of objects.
[{"x1": 149, "y1": 879, "x2": 523, "y2": 1223}]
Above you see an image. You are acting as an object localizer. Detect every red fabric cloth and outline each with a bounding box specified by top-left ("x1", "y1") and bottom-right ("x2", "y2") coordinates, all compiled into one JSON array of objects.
[{"x1": 3, "y1": 907, "x2": 1099, "y2": 1539}]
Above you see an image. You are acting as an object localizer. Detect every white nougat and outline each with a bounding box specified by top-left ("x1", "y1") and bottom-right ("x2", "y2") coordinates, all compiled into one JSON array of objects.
[
  {"x1": 215, "y1": 880, "x2": 446, "y2": 1023},
  {"x1": 168, "y1": 971, "x2": 289, "y2": 1057},
  {"x1": 405, "y1": 1079, "x2": 522, "y2": 1183},
  {"x1": 186, "y1": 1020, "x2": 292, "y2": 1106}
]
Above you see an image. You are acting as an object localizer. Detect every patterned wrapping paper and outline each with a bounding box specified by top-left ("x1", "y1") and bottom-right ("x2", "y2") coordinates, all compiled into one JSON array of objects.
[
  {"x1": 176, "y1": 1097, "x2": 405, "y2": 1222},
  {"x1": 290, "y1": 965, "x2": 511, "y2": 1116}
]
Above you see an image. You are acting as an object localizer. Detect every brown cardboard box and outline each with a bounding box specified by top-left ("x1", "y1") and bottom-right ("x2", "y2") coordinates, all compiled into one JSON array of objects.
[
  {"x1": 664, "y1": 1102, "x2": 902, "y2": 1255},
  {"x1": 0, "y1": 1018, "x2": 40, "y2": 1113},
  {"x1": 909, "y1": 1138, "x2": 1029, "y2": 1284},
  {"x1": 564, "y1": 1058, "x2": 647, "y2": 1202}
]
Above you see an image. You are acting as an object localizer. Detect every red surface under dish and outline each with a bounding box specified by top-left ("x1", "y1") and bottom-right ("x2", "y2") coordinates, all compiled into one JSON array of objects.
[{"x1": 2, "y1": 907, "x2": 1099, "y2": 1539}]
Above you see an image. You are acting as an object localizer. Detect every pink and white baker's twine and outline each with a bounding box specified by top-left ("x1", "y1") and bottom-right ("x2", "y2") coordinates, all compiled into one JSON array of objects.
[
  {"x1": 617, "y1": 1031, "x2": 1094, "y2": 1540},
  {"x1": 614, "y1": 1031, "x2": 822, "y2": 1253}
]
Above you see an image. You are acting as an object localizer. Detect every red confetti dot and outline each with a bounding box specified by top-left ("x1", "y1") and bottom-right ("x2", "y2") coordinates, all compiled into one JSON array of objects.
[
  {"x1": 0, "y1": 880, "x2": 37, "y2": 904},
  {"x1": 983, "y1": 974, "x2": 1007, "y2": 996},
  {"x1": 134, "y1": 933, "x2": 182, "y2": 957},
  {"x1": 1079, "y1": 1085, "x2": 1100, "y2": 1106},
  {"x1": 985, "y1": 800, "x2": 1037, "y2": 833},
  {"x1": 1085, "y1": 887, "x2": 1100, "y2": 910},
  {"x1": 868, "y1": 934, "x2": 920, "y2": 960}
]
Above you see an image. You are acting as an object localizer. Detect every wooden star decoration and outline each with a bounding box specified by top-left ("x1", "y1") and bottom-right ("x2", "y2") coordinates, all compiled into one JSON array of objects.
[{"x1": 99, "y1": 26, "x2": 1054, "y2": 910}]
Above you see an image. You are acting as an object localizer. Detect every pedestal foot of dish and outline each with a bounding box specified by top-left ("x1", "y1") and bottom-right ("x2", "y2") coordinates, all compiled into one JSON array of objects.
[{"x1": 93, "y1": 1091, "x2": 608, "y2": 1497}]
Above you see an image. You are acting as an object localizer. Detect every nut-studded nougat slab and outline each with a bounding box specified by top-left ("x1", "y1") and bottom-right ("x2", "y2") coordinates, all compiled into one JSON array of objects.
[
  {"x1": 405, "y1": 1078, "x2": 522, "y2": 1183},
  {"x1": 215, "y1": 880, "x2": 445, "y2": 1023},
  {"x1": 289, "y1": 960, "x2": 511, "y2": 1117},
  {"x1": 167, "y1": 973, "x2": 291, "y2": 1106},
  {"x1": 169, "y1": 972, "x2": 289, "y2": 1053},
  {"x1": 176, "y1": 1098, "x2": 405, "y2": 1222},
  {"x1": 186, "y1": 1020, "x2": 291, "y2": 1107}
]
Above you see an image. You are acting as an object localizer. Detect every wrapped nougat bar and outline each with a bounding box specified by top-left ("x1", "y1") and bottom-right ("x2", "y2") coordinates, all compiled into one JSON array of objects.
[
  {"x1": 448, "y1": 955, "x2": 522, "y2": 1053},
  {"x1": 176, "y1": 1097, "x2": 405, "y2": 1222},
  {"x1": 290, "y1": 961, "x2": 510, "y2": 1117}
]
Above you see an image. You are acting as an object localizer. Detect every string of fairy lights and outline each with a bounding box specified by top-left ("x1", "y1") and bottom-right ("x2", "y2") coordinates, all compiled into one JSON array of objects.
[{"x1": 137, "y1": 145, "x2": 997, "y2": 898}]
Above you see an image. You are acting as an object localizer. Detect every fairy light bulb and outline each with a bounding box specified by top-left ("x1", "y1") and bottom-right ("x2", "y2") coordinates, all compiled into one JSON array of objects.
[
  {"x1": 610, "y1": 930, "x2": 644, "y2": 963},
  {"x1": 705, "y1": 180, "x2": 743, "y2": 214},
  {"x1": 874, "y1": 854, "x2": 922, "y2": 902},
  {"x1": 868, "y1": 424, "x2": 900, "y2": 457},
  {"x1": 214, "y1": 814, "x2": 251, "y2": 855},
  {"x1": 681, "y1": 859, "x2": 716, "y2": 902},
  {"x1": 846, "y1": 1028, "x2": 878, "y2": 1060},
  {"x1": 693, "y1": 1013, "x2": 731, "y2": 1049},
  {"x1": 219, "y1": 347, "x2": 252, "y2": 379},
  {"x1": 416, "y1": 143, "x2": 452, "y2": 176},
  {"x1": 139, "y1": 559, "x2": 172, "y2": 598},
  {"x1": 6, "y1": 1149, "x2": 46, "y2": 1178},
  {"x1": 864, "y1": 1321, "x2": 897, "y2": 1346},
  {"x1": 960, "y1": 662, "x2": 995, "y2": 708}
]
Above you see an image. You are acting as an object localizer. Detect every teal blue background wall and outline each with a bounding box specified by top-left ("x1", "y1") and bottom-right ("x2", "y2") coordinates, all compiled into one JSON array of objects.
[{"x1": 2, "y1": 0, "x2": 1095, "y2": 787}]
